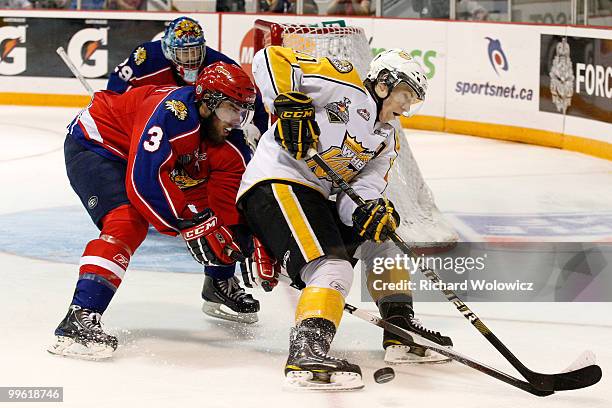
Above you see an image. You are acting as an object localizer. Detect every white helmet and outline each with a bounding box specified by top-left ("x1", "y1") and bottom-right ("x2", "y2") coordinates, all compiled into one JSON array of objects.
[{"x1": 366, "y1": 49, "x2": 428, "y2": 101}]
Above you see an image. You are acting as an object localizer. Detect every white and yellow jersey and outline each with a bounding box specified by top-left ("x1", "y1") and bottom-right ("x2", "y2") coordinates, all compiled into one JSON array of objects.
[{"x1": 237, "y1": 46, "x2": 400, "y2": 225}]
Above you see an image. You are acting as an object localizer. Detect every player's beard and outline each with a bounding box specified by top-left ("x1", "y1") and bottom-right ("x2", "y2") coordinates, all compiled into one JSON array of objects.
[{"x1": 200, "y1": 112, "x2": 229, "y2": 145}]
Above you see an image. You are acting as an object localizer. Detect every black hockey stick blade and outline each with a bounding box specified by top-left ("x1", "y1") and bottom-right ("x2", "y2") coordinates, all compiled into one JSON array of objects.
[
  {"x1": 412, "y1": 249, "x2": 602, "y2": 392},
  {"x1": 550, "y1": 365, "x2": 602, "y2": 391},
  {"x1": 308, "y1": 150, "x2": 602, "y2": 393},
  {"x1": 343, "y1": 303, "x2": 554, "y2": 397}
]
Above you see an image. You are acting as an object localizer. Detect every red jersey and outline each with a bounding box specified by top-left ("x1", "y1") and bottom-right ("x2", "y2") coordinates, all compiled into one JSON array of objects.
[{"x1": 68, "y1": 85, "x2": 249, "y2": 236}]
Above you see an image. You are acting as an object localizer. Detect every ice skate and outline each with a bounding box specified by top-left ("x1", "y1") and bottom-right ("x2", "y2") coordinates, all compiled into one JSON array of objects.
[
  {"x1": 202, "y1": 275, "x2": 260, "y2": 324},
  {"x1": 284, "y1": 318, "x2": 364, "y2": 391},
  {"x1": 48, "y1": 305, "x2": 117, "y2": 361},
  {"x1": 380, "y1": 302, "x2": 453, "y2": 364}
]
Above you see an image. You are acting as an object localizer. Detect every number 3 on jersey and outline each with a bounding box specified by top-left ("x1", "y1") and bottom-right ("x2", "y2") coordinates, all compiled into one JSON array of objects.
[{"x1": 143, "y1": 126, "x2": 163, "y2": 152}]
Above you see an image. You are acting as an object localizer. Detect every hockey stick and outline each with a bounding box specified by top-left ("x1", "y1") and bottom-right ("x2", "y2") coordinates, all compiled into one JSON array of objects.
[
  {"x1": 276, "y1": 272, "x2": 551, "y2": 396},
  {"x1": 56, "y1": 47, "x2": 94, "y2": 97},
  {"x1": 306, "y1": 148, "x2": 602, "y2": 392}
]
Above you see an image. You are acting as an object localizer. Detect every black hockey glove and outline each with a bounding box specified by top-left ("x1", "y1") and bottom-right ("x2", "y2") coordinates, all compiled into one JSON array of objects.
[
  {"x1": 352, "y1": 198, "x2": 400, "y2": 243},
  {"x1": 273, "y1": 91, "x2": 320, "y2": 160},
  {"x1": 178, "y1": 209, "x2": 244, "y2": 266}
]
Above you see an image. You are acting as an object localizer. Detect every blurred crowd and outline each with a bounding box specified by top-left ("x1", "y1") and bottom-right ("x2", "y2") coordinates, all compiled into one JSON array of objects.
[
  {"x1": 1, "y1": 0, "x2": 609, "y2": 24},
  {"x1": 0, "y1": 0, "x2": 145, "y2": 9}
]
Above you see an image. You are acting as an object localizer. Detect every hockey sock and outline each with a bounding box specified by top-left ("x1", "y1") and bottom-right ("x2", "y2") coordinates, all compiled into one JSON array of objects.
[
  {"x1": 295, "y1": 287, "x2": 344, "y2": 328},
  {"x1": 72, "y1": 238, "x2": 131, "y2": 313},
  {"x1": 366, "y1": 264, "x2": 412, "y2": 304},
  {"x1": 204, "y1": 264, "x2": 236, "y2": 279}
]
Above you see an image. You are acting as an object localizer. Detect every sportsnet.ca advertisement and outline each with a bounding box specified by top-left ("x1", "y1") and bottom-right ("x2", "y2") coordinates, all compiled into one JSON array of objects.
[
  {"x1": 445, "y1": 24, "x2": 539, "y2": 127},
  {"x1": 539, "y1": 34, "x2": 611, "y2": 124}
]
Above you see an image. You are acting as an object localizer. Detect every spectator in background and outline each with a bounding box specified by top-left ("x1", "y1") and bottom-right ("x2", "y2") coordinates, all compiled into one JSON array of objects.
[
  {"x1": 0, "y1": 0, "x2": 33, "y2": 8},
  {"x1": 412, "y1": 0, "x2": 449, "y2": 19},
  {"x1": 263, "y1": 0, "x2": 318, "y2": 14},
  {"x1": 108, "y1": 0, "x2": 143, "y2": 9},
  {"x1": 457, "y1": 0, "x2": 488, "y2": 20},
  {"x1": 68, "y1": 0, "x2": 106, "y2": 8},
  {"x1": 217, "y1": 0, "x2": 245, "y2": 11},
  {"x1": 31, "y1": 0, "x2": 70, "y2": 8},
  {"x1": 327, "y1": 0, "x2": 373, "y2": 15}
]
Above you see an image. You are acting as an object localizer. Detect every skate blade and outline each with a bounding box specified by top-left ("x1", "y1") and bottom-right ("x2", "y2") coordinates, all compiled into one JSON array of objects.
[
  {"x1": 284, "y1": 370, "x2": 364, "y2": 391},
  {"x1": 47, "y1": 336, "x2": 114, "y2": 361},
  {"x1": 202, "y1": 302, "x2": 258, "y2": 324},
  {"x1": 384, "y1": 344, "x2": 451, "y2": 364}
]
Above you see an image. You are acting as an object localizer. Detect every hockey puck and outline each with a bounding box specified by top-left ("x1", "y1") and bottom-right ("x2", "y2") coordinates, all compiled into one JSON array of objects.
[{"x1": 373, "y1": 367, "x2": 395, "y2": 384}]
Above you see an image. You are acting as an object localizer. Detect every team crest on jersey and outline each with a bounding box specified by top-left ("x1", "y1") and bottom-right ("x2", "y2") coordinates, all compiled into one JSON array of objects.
[
  {"x1": 357, "y1": 108, "x2": 370, "y2": 121},
  {"x1": 170, "y1": 167, "x2": 206, "y2": 190},
  {"x1": 329, "y1": 58, "x2": 354, "y2": 74},
  {"x1": 324, "y1": 97, "x2": 351, "y2": 124},
  {"x1": 306, "y1": 131, "x2": 376, "y2": 183},
  {"x1": 133, "y1": 47, "x2": 146, "y2": 65},
  {"x1": 165, "y1": 100, "x2": 188, "y2": 120}
]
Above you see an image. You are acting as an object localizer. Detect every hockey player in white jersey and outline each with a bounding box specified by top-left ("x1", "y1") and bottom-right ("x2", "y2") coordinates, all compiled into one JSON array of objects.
[{"x1": 237, "y1": 47, "x2": 452, "y2": 390}]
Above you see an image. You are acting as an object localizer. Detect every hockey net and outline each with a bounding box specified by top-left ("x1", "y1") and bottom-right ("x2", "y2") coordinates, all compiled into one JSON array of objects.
[{"x1": 253, "y1": 20, "x2": 458, "y2": 246}]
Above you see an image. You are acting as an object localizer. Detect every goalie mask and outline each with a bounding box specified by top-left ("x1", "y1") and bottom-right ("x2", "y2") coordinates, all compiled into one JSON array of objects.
[
  {"x1": 195, "y1": 62, "x2": 256, "y2": 130},
  {"x1": 162, "y1": 17, "x2": 206, "y2": 85},
  {"x1": 366, "y1": 49, "x2": 428, "y2": 117}
]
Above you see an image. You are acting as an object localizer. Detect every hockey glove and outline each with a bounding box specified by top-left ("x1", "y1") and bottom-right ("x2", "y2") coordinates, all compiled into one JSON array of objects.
[
  {"x1": 273, "y1": 91, "x2": 320, "y2": 160},
  {"x1": 242, "y1": 237, "x2": 280, "y2": 292},
  {"x1": 178, "y1": 209, "x2": 244, "y2": 266},
  {"x1": 352, "y1": 198, "x2": 400, "y2": 243}
]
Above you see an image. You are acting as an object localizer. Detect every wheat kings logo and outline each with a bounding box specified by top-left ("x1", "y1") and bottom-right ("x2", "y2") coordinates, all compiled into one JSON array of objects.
[
  {"x1": 549, "y1": 38, "x2": 574, "y2": 114},
  {"x1": 307, "y1": 131, "x2": 377, "y2": 182}
]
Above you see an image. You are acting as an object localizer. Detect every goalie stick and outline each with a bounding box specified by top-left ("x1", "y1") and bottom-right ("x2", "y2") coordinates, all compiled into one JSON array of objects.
[
  {"x1": 56, "y1": 47, "x2": 94, "y2": 97},
  {"x1": 306, "y1": 148, "x2": 602, "y2": 393}
]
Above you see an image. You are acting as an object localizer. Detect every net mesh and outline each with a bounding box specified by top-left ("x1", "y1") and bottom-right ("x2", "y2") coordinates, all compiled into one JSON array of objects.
[
  {"x1": 262, "y1": 24, "x2": 372, "y2": 78},
  {"x1": 254, "y1": 21, "x2": 458, "y2": 245}
]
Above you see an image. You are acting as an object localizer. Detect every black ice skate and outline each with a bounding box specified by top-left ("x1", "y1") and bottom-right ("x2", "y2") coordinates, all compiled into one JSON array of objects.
[
  {"x1": 380, "y1": 302, "x2": 453, "y2": 364},
  {"x1": 201, "y1": 275, "x2": 260, "y2": 324},
  {"x1": 284, "y1": 318, "x2": 363, "y2": 391},
  {"x1": 47, "y1": 305, "x2": 117, "y2": 360}
]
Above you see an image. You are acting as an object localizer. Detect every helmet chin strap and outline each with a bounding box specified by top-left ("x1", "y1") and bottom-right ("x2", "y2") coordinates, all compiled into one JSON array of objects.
[{"x1": 365, "y1": 79, "x2": 392, "y2": 121}]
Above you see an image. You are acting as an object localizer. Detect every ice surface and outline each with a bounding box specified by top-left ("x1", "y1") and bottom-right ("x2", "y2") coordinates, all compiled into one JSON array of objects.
[{"x1": 0, "y1": 106, "x2": 611, "y2": 407}]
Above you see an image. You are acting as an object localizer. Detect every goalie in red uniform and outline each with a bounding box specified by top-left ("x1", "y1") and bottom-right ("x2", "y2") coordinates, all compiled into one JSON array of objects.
[{"x1": 48, "y1": 62, "x2": 258, "y2": 360}]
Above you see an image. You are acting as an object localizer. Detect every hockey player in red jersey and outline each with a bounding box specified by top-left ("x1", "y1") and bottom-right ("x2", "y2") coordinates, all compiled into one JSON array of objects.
[
  {"x1": 48, "y1": 62, "x2": 258, "y2": 360},
  {"x1": 108, "y1": 16, "x2": 268, "y2": 321}
]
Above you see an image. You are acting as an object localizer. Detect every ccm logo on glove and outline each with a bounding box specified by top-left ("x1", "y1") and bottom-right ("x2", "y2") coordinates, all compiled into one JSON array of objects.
[{"x1": 181, "y1": 217, "x2": 218, "y2": 240}]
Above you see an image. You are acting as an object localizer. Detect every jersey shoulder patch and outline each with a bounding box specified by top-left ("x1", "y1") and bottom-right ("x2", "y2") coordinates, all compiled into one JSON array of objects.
[
  {"x1": 165, "y1": 100, "x2": 188, "y2": 120},
  {"x1": 133, "y1": 46, "x2": 147, "y2": 66},
  {"x1": 328, "y1": 58, "x2": 354, "y2": 74}
]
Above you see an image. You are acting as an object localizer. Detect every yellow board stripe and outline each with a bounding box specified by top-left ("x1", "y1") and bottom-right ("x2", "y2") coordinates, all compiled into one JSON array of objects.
[
  {"x1": 272, "y1": 184, "x2": 324, "y2": 262},
  {"x1": 401, "y1": 115, "x2": 612, "y2": 161},
  {"x1": 2, "y1": 91, "x2": 607, "y2": 162},
  {"x1": 0, "y1": 92, "x2": 91, "y2": 108}
]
